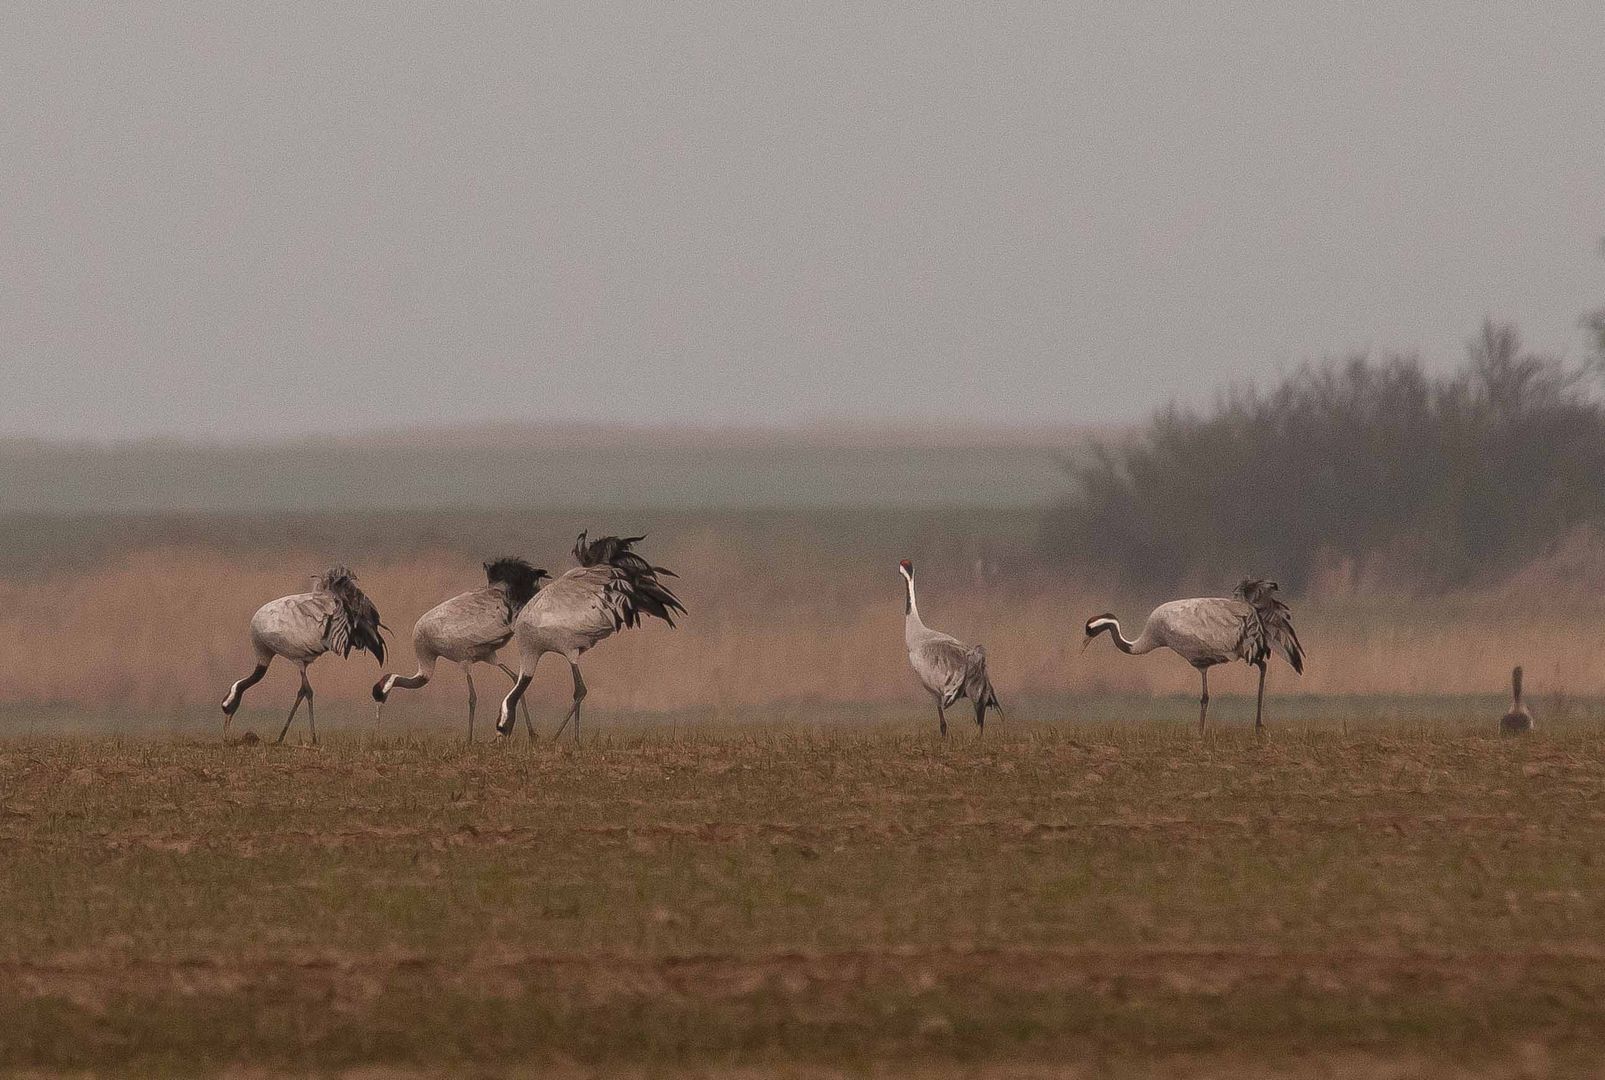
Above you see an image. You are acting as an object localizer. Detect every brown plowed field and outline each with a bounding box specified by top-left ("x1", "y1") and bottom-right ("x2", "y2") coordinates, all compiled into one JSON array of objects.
[{"x1": 3, "y1": 720, "x2": 1604, "y2": 1076}]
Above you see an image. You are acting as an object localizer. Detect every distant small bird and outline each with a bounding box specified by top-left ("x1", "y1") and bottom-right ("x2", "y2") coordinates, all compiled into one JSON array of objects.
[
  {"x1": 1084, "y1": 579, "x2": 1304, "y2": 733},
  {"x1": 899, "y1": 559, "x2": 1002, "y2": 737},
  {"x1": 371, "y1": 558, "x2": 550, "y2": 741},
  {"x1": 1500, "y1": 665, "x2": 1534, "y2": 735},
  {"x1": 496, "y1": 533, "x2": 685, "y2": 742},
  {"x1": 221, "y1": 566, "x2": 387, "y2": 745}
]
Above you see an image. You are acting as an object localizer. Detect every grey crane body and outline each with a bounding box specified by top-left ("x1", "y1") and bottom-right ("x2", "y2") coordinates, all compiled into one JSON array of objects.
[
  {"x1": 1500, "y1": 665, "x2": 1533, "y2": 735},
  {"x1": 1084, "y1": 580, "x2": 1304, "y2": 733},
  {"x1": 899, "y1": 559, "x2": 1002, "y2": 737},
  {"x1": 496, "y1": 533, "x2": 684, "y2": 742},
  {"x1": 220, "y1": 566, "x2": 386, "y2": 745},
  {"x1": 371, "y1": 558, "x2": 549, "y2": 741}
]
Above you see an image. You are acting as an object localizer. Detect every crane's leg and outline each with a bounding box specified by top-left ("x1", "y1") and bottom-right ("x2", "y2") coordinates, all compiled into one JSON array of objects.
[
  {"x1": 277, "y1": 666, "x2": 310, "y2": 745},
  {"x1": 498, "y1": 663, "x2": 536, "y2": 742},
  {"x1": 276, "y1": 690, "x2": 303, "y2": 745},
  {"x1": 303, "y1": 667, "x2": 318, "y2": 746},
  {"x1": 1197, "y1": 667, "x2": 1210, "y2": 735},
  {"x1": 1254, "y1": 661, "x2": 1267, "y2": 733},
  {"x1": 552, "y1": 662, "x2": 587, "y2": 744},
  {"x1": 934, "y1": 696, "x2": 948, "y2": 738},
  {"x1": 462, "y1": 662, "x2": 478, "y2": 743}
]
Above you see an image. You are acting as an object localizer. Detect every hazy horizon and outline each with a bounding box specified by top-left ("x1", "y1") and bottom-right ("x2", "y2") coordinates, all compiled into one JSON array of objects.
[
  {"x1": 4, "y1": 3, "x2": 1603, "y2": 441},
  {"x1": 0, "y1": 416, "x2": 1105, "y2": 452}
]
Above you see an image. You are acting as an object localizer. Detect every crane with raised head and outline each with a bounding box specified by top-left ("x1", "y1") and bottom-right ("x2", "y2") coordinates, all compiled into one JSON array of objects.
[{"x1": 899, "y1": 558, "x2": 1002, "y2": 737}]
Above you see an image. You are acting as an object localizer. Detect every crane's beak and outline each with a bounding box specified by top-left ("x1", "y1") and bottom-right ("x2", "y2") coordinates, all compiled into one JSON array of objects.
[{"x1": 1080, "y1": 636, "x2": 1094, "y2": 654}]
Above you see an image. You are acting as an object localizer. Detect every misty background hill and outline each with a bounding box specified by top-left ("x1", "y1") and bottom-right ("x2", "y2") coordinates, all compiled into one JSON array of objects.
[{"x1": 0, "y1": 424, "x2": 1088, "y2": 516}]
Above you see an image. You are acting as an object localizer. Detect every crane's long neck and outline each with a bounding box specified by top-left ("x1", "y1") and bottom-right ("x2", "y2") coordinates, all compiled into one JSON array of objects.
[
  {"x1": 373, "y1": 653, "x2": 437, "y2": 704},
  {"x1": 903, "y1": 573, "x2": 926, "y2": 640},
  {"x1": 1087, "y1": 616, "x2": 1155, "y2": 656},
  {"x1": 1512, "y1": 665, "x2": 1524, "y2": 708}
]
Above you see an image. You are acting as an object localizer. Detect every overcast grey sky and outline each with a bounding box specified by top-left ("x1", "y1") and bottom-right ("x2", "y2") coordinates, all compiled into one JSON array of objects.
[{"x1": 2, "y1": 2, "x2": 1602, "y2": 441}]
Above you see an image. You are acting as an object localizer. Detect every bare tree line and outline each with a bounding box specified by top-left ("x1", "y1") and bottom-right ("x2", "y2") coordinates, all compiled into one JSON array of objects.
[{"x1": 1045, "y1": 298, "x2": 1605, "y2": 593}]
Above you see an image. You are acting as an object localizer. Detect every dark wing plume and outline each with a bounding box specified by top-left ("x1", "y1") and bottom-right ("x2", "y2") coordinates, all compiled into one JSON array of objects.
[
  {"x1": 1234, "y1": 579, "x2": 1304, "y2": 673},
  {"x1": 572, "y1": 532, "x2": 666, "y2": 572},
  {"x1": 315, "y1": 564, "x2": 388, "y2": 664},
  {"x1": 576, "y1": 532, "x2": 687, "y2": 629},
  {"x1": 963, "y1": 644, "x2": 1004, "y2": 725},
  {"x1": 348, "y1": 590, "x2": 387, "y2": 664},
  {"x1": 484, "y1": 557, "x2": 549, "y2": 617}
]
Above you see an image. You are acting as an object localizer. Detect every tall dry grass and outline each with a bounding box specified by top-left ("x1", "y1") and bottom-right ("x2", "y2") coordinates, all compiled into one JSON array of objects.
[{"x1": 3, "y1": 519, "x2": 1605, "y2": 718}]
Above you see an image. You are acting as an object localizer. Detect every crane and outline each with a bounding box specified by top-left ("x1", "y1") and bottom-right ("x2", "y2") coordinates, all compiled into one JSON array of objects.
[
  {"x1": 899, "y1": 558, "x2": 1002, "y2": 736},
  {"x1": 1084, "y1": 579, "x2": 1304, "y2": 732},
  {"x1": 220, "y1": 566, "x2": 386, "y2": 744},
  {"x1": 371, "y1": 558, "x2": 549, "y2": 741},
  {"x1": 495, "y1": 533, "x2": 684, "y2": 742}
]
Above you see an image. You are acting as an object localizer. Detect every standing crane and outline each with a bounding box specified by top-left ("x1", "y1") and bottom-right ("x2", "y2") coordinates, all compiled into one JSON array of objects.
[
  {"x1": 371, "y1": 558, "x2": 550, "y2": 741},
  {"x1": 495, "y1": 533, "x2": 685, "y2": 742},
  {"x1": 1499, "y1": 665, "x2": 1534, "y2": 735},
  {"x1": 1083, "y1": 579, "x2": 1304, "y2": 733},
  {"x1": 899, "y1": 559, "x2": 1002, "y2": 737},
  {"x1": 220, "y1": 566, "x2": 387, "y2": 745}
]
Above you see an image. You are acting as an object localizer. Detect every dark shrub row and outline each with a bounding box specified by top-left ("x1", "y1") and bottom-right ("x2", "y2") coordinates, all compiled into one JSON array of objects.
[{"x1": 1043, "y1": 321, "x2": 1605, "y2": 593}]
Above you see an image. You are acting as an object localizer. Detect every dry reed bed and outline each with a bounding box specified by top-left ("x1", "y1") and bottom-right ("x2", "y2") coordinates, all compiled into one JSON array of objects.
[{"x1": 0, "y1": 540, "x2": 1600, "y2": 716}]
